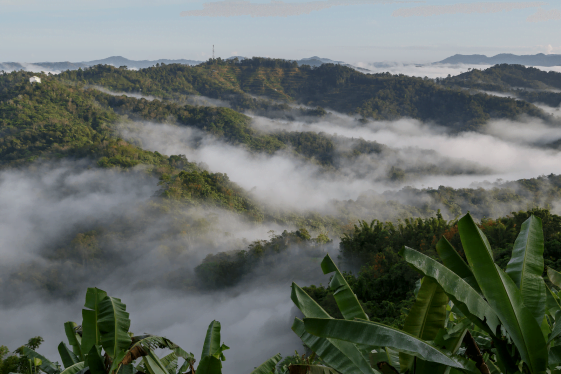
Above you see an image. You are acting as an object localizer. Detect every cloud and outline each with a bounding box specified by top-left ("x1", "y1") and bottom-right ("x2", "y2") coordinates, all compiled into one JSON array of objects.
[
  {"x1": 527, "y1": 7, "x2": 561, "y2": 22},
  {"x1": 392, "y1": 1, "x2": 546, "y2": 17},
  {"x1": 181, "y1": 0, "x2": 406, "y2": 17}
]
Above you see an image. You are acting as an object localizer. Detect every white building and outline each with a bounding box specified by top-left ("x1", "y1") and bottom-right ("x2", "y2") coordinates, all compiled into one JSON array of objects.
[{"x1": 29, "y1": 76, "x2": 41, "y2": 83}]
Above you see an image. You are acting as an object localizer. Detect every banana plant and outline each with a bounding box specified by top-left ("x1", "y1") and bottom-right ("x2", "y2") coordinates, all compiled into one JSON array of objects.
[
  {"x1": 18, "y1": 287, "x2": 280, "y2": 374},
  {"x1": 399, "y1": 213, "x2": 557, "y2": 374},
  {"x1": 291, "y1": 255, "x2": 469, "y2": 374}
]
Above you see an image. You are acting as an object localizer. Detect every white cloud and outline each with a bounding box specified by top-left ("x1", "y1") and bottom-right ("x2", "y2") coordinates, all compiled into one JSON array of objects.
[
  {"x1": 392, "y1": 1, "x2": 546, "y2": 17},
  {"x1": 181, "y1": 0, "x2": 406, "y2": 17},
  {"x1": 527, "y1": 7, "x2": 561, "y2": 22}
]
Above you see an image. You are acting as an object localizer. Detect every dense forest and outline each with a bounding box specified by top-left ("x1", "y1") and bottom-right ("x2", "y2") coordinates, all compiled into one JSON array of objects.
[{"x1": 57, "y1": 59, "x2": 551, "y2": 131}]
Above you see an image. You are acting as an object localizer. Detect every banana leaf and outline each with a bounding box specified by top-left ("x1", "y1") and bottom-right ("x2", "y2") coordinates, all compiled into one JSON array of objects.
[
  {"x1": 458, "y1": 213, "x2": 547, "y2": 374},
  {"x1": 142, "y1": 351, "x2": 169, "y2": 374},
  {"x1": 399, "y1": 277, "x2": 448, "y2": 371},
  {"x1": 549, "y1": 311, "x2": 561, "y2": 344},
  {"x1": 547, "y1": 285, "x2": 561, "y2": 319},
  {"x1": 98, "y1": 296, "x2": 132, "y2": 359},
  {"x1": 195, "y1": 356, "x2": 222, "y2": 374},
  {"x1": 86, "y1": 345, "x2": 105, "y2": 374},
  {"x1": 21, "y1": 347, "x2": 61, "y2": 374},
  {"x1": 201, "y1": 321, "x2": 228, "y2": 361},
  {"x1": 82, "y1": 288, "x2": 107, "y2": 356},
  {"x1": 549, "y1": 267, "x2": 561, "y2": 289},
  {"x1": 57, "y1": 343, "x2": 80, "y2": 369},
  {"x1": 292, "y1": 318, "x2": 378, "y2": 374},
  {"x1": 400, "y1": 246, "x2": 500, "y2": 335},
  {"x1": 159, "y1": 353, "x2": 177, "y2": 374},
  {"x1": 436, "y1": 237, "x2": 481, "y2": 293},
  {"x1": 550, "y1": 345, "x2": 561, "y2": 367},
  {"x1": 303, "y1": 318, "x2": 464, "y2": 369},
  {"x1": 291, "y1": 284, "x2": 378, "y2": 374},
  {"x1": 505, "y1": 215, "x2": 546, "y2": 326},
  {"x1": 320, "y1": 254, "x2": 368, "y2": 321},
  {"x1": 59, "y1": 362, "x2": 85, "y2": 374},
  {"x1": 64, "y1": 322, "x2": 83, "y2": 361},
  {"x1": 249, "y1": 353, "x2": 282, "y2": 374}
]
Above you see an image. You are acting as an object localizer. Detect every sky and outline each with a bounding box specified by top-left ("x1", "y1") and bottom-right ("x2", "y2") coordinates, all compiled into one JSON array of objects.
[{"x1": 0, "y1": 1, "x2": 560, "y2": 67}]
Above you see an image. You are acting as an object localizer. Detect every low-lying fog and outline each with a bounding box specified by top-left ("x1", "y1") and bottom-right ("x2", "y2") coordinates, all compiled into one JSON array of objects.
[
  {"x1": 0, "y1": 161, "x2": 341, "y2": 374},
  {"x1": 117, "y1": 111, "x2": 561, "y2": 213}
]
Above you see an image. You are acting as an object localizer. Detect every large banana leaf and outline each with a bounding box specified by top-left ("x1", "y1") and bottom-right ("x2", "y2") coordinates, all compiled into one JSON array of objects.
[
  {"x1": 97, "y1": 296, "x2": 132, "y2": 359},
  {"x1": 458, "y1": 213, "x2": 547, "y2": 374},
  {"x1": 400, "y1": 246, "x2": 500, "y2": 334},
  {"x1": 436, "y1": 237, "x2": 481, "y2": 293},
  {"x1": 22, "y1": 347, "x2": 61, "y2": 374},
  {"x1": 59, "y1": 362, "x2": 85, "y2": 374},
  {"x1": 292, "y1": 319, "x2": 379, "y2": 374},
  {"x1": 64, "y1": 322, "x2": 83, "y2": 361},
  {"x1": 82, "y1": 288, "x2": 107, "y2": 356},
  {"x1": 57, "y1": 343, "x2": 80, "y2": 369},
  {"x1": 303, "y1": 319, "x2": 464, "y2": 369},
  {"x1": 321, "y1": 255, "x2": 369, "y2": 321},
  {"x1": 549, "y1": 267, "x2": 561, "y2": 289},
  {"x1": 291, "y1": 284, "x2": 378, "y2": 374},
  {"x1": 399, "y1": 277, "x2": 448, "y2": 371},
  {"x1": 249, "y1": 353, "x2": 282, "y2": 374},
  {"x1": 201, "y1": 321, "x2": 224, "y2": 360},
  {"x1": 505, "y1": 215, "x2": 546, "y2": 326},
  {"x1": 195, "y1": 356, "x2": 222, "y2": 374},
  {"x1": 86, "y1": 345, "x2": 105, "y2": 374}
]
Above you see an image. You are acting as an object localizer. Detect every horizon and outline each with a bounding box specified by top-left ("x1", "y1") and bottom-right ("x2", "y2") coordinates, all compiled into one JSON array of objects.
[{"x1": 1, "y1": 0, "x2": 559, "y2": 63}]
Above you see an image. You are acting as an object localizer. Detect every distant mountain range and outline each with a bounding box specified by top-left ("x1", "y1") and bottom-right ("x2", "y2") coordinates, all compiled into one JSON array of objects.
[
  {"x1": 0, "y1": 56, "x2": 203, "y2": 72},
  {"x1": 0, "y1": 55, "x2": 371, "y2": 73},
  {"x1": 437, "y1": 53, "x2": 561, "y2": 67}
]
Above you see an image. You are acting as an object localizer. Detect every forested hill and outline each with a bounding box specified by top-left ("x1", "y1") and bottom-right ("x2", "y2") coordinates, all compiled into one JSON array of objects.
[
  {"x1": 443, "y1": 64, "x2": 561, "y2": 91},
  {"x1": 58, "y1": 58, "x2": 548, "y2": 131},
  {"x1": 442, "y1": 64, "x2": 561, "y2": 108}
]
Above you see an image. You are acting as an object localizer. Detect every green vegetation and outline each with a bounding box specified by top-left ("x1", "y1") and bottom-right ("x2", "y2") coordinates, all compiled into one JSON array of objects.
[
  {"x1": 290, "y1": 212, "x2": 561, "y2": 373},
  {"x1": 443, "y1": 64, "x2": 561, "y2": 92},
  {"x1": 14, "y1": 287, "x2": 280, "y2": 374},
  {"x1": 58, "y1": 60, "x2": 549, "y2": 131}
]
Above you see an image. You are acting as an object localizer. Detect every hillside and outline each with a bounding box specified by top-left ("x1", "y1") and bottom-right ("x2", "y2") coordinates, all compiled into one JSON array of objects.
[{"x1": 58, "y1": 58, "x2": 549, "y2": 131}]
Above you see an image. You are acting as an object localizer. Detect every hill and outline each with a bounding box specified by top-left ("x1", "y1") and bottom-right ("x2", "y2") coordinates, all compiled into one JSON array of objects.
[
  {"x1": 438, "y1": 53, "x2": 561, "y2": 66},
  {"x1": 442, "y1": 63, "x2": 561, "y2": 108},
  {"x1": 58, "y1": 58, "x2": 549, "y2": 131}
]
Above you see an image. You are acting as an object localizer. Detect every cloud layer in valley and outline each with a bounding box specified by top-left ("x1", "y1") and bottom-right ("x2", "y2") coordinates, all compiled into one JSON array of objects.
[{"x1": 0, "y1": 160, "x2": 341, "y2": 374}]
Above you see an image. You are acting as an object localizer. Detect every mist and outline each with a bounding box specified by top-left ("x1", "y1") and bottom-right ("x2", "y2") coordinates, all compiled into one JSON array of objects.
[
  {"x1": 356, "y1": 62, "x2": 561, "y2": 78},
  {"x1": 0, "y1": 160, "x2": 347, "y2": 374}
]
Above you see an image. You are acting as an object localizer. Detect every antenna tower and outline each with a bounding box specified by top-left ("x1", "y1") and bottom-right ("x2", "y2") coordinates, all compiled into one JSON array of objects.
[{"x1": 213, "y1": 45, "x2": 215, "y2": 60}]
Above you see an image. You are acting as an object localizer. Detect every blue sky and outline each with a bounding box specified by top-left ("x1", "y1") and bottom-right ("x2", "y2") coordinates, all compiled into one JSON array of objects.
[{"x1": 0, "y1": 0, "x2": 559, "y2": 63}]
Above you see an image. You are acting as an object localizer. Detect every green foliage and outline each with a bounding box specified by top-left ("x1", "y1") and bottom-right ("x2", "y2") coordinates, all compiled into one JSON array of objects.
[
  {"x1": 58, "y1": 60, "x2": 548, "y2": 131},
  {"x1": 0, "y1": 338, "x2": 45, "y2": 374},
  {"x1": 443, "y1": 64, "x2": 561, "y2": 92},
  {"x1": 194, "y1": 229, "x2": 331, "y2": 289}
]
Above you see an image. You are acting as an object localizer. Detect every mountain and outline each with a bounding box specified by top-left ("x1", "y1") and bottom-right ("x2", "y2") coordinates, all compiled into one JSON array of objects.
[
  {"x1": 83, "y1": 56, "x2": 202, "y2": 69},
  {"x1": 58, "y1": 58, "x2": 549, "y2": 131},
  {"x1": 437, "y1": 53, "x2": 561, "y2": 66},
  {"x1": 0, "y1": 56, "x2": 203, "y2": 73}
]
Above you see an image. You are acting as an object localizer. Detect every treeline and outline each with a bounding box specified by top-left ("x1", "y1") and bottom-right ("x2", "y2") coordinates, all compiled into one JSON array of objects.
[
  {"x1": 58, "y1": 60, "x2": 549, "y2": 131},
  {"x1": 443, "y1": 63, "x2": 561, "y2": 92}
]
